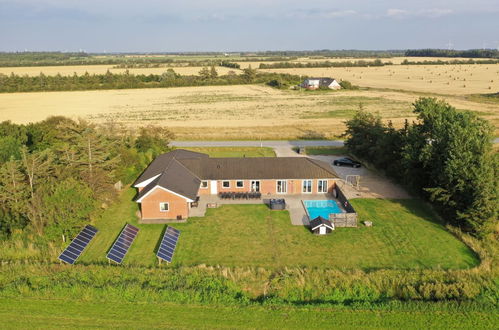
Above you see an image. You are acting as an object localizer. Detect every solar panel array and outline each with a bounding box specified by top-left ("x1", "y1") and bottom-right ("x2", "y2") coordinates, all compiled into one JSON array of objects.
[
  {"x1": 157, "y1": 226, "x2": 180, "y2": 263},
  {"x1": 106, "y1": 224, "x2": 139, "y2": 264},
  {"x1": 58, "y1": 225, "x2": 98, "y2": 264}
]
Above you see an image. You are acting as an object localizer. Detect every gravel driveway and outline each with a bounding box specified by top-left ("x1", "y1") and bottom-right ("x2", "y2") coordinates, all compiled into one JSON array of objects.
[{"x1": 310, "y1": 155, "x2": 411, "y2": 199}]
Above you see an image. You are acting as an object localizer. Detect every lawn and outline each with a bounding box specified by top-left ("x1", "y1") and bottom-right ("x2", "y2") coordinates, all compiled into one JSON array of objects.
[
  {"x1": 179, "y1": 147, "x2": 275, "y2": 157},
  {"x1": 1, "y1": 297, "x2": 496, "y2": 329},
  {"x1": 80, "y1": 189, "x2": 478, "y2": 270},
  {"x1": 305, "y1": 146, "x2": 348, "y2": 155}
]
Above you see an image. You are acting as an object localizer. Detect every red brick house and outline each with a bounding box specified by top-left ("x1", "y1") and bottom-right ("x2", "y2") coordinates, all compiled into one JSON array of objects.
[{"x1": 134, "y1": 149, "x2": 339, "y2": 221}]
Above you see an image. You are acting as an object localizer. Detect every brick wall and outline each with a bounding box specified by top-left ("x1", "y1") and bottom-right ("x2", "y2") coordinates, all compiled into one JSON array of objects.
[{"x1": 140, "y1": 187, "x2": 189, "y2": 220}]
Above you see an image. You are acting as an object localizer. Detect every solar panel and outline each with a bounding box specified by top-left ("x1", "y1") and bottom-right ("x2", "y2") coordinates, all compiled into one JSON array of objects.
[
  {"x1": 106, "y1": 224, "x2": 139, "y2": 264},
  {"x1": 58, "y1": 225, "x2": 98, "y2": 264},
  {"x1": 156, "y1": 226, "x2": 180, "y2": 263}
]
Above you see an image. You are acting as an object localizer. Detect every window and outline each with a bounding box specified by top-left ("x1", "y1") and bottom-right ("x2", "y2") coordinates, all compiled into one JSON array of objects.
[
  {"x1": 222, "y1": 181, "x2": 230, "y2": 188},
  {"x1": 302, "y1": 180, "x2": 312, "y2": 193},
  {"x1": 236, "y1": 180, "x2": 244, "y2": 188},
  {"x1": 318, "y1": 179, "x2": 328, "y2": 193},
  {"x1": 159, "y1": 202, "x2": 169, "y2": 212},
  {"x1": 201, "y1": 181, "x2": 208, "y2": 188},
  {"x1": 276, "y1": 180, "x2": 287, "y2": 193}
]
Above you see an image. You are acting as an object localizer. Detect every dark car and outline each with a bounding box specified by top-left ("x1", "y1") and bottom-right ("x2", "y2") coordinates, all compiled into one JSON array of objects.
[{"x1": 333, "y1": 157, "x2": 361, "y2": 168}]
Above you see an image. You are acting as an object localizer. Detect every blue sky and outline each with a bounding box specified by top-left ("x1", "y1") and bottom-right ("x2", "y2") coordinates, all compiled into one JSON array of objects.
[{"x1": 1, "y1": 0, "x2": 498, "y2": 52}]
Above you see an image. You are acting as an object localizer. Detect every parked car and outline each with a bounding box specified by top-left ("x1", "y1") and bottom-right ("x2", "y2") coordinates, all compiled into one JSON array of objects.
[{"x1": 333, "y1": 157, "x2": 361, "y2": 168}]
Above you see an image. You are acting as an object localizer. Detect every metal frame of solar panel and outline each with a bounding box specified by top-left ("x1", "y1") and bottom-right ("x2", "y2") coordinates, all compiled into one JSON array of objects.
[
  {"x1": 106, "y1": 224, "x2": 139, "y2": 264},
  {"x1": 157, "y1": 226, "x2": 180, "y2": 263},
  {"x1": 58, "y1": 225, "x2": 98, "y2": 265}
]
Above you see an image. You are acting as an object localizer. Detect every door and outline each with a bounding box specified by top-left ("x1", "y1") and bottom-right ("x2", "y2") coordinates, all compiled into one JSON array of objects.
[
  {"x1": 319, "y1": 226, "x2": 326, "y2": 235},
  {"x1": 210, "y1": 180, "x2": 217, "y2": 194},
  {"x1": 250, "y1": 180, "x2": 260, "y2": 192}
]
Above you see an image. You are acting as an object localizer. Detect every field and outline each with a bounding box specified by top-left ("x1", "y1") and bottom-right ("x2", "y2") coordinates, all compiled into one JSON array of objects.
[
  {"x1": 262, "y1": 64, "x2": 499, "y2": 95},
  {"x1": 1, "y1": 297, "x2": 497, "y2": 329},
  {"x1": 79, "y1": 189, "x2": 478, "y2": 270},
  {"x1": 0, "y1": 64, "x2": 241, "y2": 76},
  {"x1": 1, "y1": 84, "x2": 497, "y2": 139},
  {"x1": 181, "y1": 147, "x2": 275, "y2": 157},
  {"x1": 235, "y1": 56, "x2": 485, "y2": 68}
]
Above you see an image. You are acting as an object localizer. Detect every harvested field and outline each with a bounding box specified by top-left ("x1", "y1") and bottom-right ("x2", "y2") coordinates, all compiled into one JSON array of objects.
[
  {"x1": 0, "y1": 65, "x2": 240, "y2": 77},
  {"x1": 0, "y1": 84, "x2": 497, "y2": 140},
  {"x1": 236, "y1": 56, "x2": 484, "y2": 68},
  {"x1": 260, "y1": 64, "x2": 499, "y2": 95}
]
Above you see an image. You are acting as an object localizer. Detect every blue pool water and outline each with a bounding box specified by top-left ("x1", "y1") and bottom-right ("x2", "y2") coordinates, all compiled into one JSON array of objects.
[{"x1": 303, "y1": 200, "x2": 342, "y2": 219}]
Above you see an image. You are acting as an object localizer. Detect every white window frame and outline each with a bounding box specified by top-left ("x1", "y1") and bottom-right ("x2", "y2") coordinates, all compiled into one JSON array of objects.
[
  {"x1": 236, "y1": 180, "x2": 244, "y2": 188},
  {"x1": 159, "y1": 202, "x2": 169, "y2": 212},
  {"x1": 318, "y1": 179, "x2": 328, "y2": 193},
  {"x1": 250, "y1": 180, "x2": 260, "y2": 192},
  {"x1": 276, "y1": 180, "x2": 287, "y2": 194},
  {"x1": 222, "y1": 181, "x2": 231, "y2": 188},
  {"x1": 302, "y1": 180, "x2": 312, "y2": 193},
  {"x1": 200, "y1": 181, "x2": 208, "y2": 189}
]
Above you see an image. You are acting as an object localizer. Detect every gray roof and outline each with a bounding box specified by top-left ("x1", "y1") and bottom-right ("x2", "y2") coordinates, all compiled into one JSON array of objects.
[
  {"x1": 178, "y1": 157, "x2": 338, "y2": 180},
  {"x1": 133, "y1": 149, "x2": 208, "y2": 186},
  {"x1": 135, "y1": 158, "x2": 201, "y2": 202},
  {"x1": 310, "y1": 216, "x2": 333, "y2": 230},
  {"x1": 134, "y1": 150, "x2": 338, "y2": 201}
]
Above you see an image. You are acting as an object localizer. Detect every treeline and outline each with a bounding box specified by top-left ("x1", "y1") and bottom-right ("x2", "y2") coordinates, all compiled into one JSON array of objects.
[
  {"x1": 344, "y1": 98, "x2": 498, "y2": 237},
  {"x1": 0, "y1": 117, "x2": 174, "y2": 240},
  {"x1": 401, "y1": 59, "x2": 499, "y2": 65},
  {"x1": 254, "y1": 50, "x2": 404, "y2": 58},
  {"x1": 259, "y1": 59, "x2": 390, "y2": 69},
  {"x1": 0, "y1": 68, "x2": 302, "y2": 93},
  {"x1": 405, "y1": 49, "x2": 499, "y2": 58},
  {"x1": 219, "y1": 61, "x2": 241, "y2": 69}
]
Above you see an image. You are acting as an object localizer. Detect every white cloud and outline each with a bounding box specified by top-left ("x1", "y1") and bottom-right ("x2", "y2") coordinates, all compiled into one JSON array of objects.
[
  {"x1": 386, "y1": 8, "x2": 453, "y2": 19},
  {"x1": 321, "y1": 10, "x2": 357, "y2": 18},
  {"x1": 386, "y1": 8, "x2": 409, "y2": 18}
]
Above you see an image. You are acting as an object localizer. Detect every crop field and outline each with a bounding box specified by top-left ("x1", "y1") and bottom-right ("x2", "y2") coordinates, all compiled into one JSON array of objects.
[
  {"x1": 0, "y1": 64, "x2": 240, "y2": 77},
  {"x1": 235, "y1": 56, "x2": 481, "y2": 68},
  {"x1": 261, "y1": 63, "x2": 499, "y2": 95},
  {"x1": 0, "y1": 84, "x2": 497, "y2": 139}
]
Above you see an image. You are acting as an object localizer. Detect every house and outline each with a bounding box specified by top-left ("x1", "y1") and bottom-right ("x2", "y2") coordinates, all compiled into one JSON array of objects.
[
  {"x1": 133, "y1": 149, "x2": 339, "y2": 221},
  {"x1": 309, "y1": 216, "x2": 334, "y2": 235},
  {"x1": 300, "y1": 77, "x2": 341, "y2": 90}
]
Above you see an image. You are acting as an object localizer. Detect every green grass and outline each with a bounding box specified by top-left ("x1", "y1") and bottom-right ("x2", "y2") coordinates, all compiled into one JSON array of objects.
[
  {"x1": 81, "y1": 189, "x2": 478, "y2": 270},
  {"x1": 179, "y1": 147, "x2": 276, "y2": 158},
  {"x1": 1, "y1": 297, "x2": 496, "y2": 329},
  {"x1": 305, "y1": 146, "x2": 348, "y2": 155}
]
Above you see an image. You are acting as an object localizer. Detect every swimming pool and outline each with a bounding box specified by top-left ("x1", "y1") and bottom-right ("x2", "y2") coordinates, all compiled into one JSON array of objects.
[{"x1": 303, "y1": 200, "x2": 343, "y2": 219}]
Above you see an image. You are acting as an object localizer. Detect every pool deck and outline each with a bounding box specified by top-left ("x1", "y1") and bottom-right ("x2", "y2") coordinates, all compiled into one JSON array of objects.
[{"x1": 190, "y1": 193, "x2": 342, "y2": 226}]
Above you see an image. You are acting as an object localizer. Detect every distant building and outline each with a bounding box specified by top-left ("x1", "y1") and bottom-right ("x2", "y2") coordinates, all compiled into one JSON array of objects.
[{"x1": 300, "y1": 78, "x2": 341, "y2": 90}]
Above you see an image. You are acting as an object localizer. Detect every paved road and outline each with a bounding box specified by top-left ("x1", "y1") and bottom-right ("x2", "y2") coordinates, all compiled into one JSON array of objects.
[
  {"x1": 172, "y1": 138, "x2": 499, "y2": 147},
  {"x1": 170, "y1": 140, "x2": 345, "y2": 148}
]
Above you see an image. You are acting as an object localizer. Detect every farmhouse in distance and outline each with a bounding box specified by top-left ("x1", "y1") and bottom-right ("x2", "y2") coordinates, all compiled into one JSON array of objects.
[
  {"x1": 300, "y1": 77, "x2": 341, "y2": 90},
  {"x1": 133, "y1": 149, "x2": 339, "y2": 221}
]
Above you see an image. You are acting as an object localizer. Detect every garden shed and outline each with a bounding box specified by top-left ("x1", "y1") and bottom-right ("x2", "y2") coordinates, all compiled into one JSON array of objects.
[{"x1": 310, "y1": 216, "x2": 334, "y2": 235}]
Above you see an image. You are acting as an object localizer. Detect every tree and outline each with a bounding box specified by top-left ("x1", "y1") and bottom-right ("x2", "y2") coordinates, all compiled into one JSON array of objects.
[
  {"x1": 43, "y1": 179, "x2": 96, "y2": 241},
  {"x1": 210, "y1": 66, "x2": 218, "y2": 79},
  {"x1": 199, "y1": 67, "x2": 211, "y2": 80},
  {"x1": 135, "y1": 125, "x2": 174, "y2": 155},
  {"x1": 344, "y1": 97, "x2": 498, "y2": 236},
  {"x1": 0, "y1": 136, "x2": 22, "y2": 163},
  {"x1": 242, "y1": 65, "x2": 257, "y2": 83}
]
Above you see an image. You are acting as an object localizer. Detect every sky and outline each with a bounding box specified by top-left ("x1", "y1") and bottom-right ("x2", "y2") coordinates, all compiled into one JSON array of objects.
[{"x1": 1, "y1": 0, "x2": 498, "y2": 52}]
